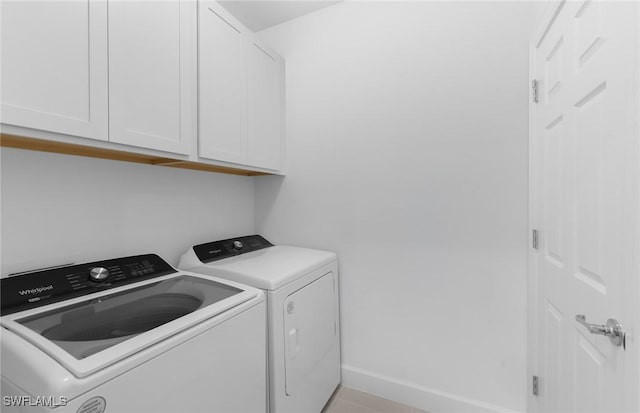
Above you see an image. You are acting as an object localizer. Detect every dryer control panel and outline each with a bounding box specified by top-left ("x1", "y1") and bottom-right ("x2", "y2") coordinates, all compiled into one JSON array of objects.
[
  {"x1": 193, "y1": 235, "x2": 273, "y2": 263},
  {"x1": 1, "y1": 254, "x2": 176, "y2": 315}
]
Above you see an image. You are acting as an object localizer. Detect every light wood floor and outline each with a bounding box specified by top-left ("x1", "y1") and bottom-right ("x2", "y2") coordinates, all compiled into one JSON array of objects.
[{"x1": 322, "y1": 386, "x2": 429, "y2": 413}]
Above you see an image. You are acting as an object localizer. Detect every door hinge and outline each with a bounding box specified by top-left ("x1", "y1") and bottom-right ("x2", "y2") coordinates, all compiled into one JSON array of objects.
[
  {"x1": 532, "y1": 375, "x2": 539, "y2": 396},
  {"x1": 532, "y1": 229, "x2": 539, "y2": 250},
  {"x1": 532, "y1": 79, "x2": 539, "y2": 103}
]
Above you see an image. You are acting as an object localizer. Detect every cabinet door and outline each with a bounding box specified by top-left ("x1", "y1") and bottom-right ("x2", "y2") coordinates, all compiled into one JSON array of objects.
[
  {"x1": 0, "y1": 0, "x2": 108, "y2": 140},
  {"x1": 198, "y1": 3, "x2": 248, "y2": 164},
  {"x1": 247, "y1": 42, "x2": 283, "y2": 170},
  {"x1": 108, "y1": 0, "x2": 195, "y2": 155}
]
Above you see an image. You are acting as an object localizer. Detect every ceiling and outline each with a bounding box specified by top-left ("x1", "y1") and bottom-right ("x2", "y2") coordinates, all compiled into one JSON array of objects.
[{"x1": 218, "y1": 1, "x2": 341, "y2": 31}]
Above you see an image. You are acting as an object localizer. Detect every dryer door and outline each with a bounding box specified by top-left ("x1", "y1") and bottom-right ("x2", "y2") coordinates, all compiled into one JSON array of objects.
[{"x1": 284, "y1": 271, "x2": 337, "y2": 396}]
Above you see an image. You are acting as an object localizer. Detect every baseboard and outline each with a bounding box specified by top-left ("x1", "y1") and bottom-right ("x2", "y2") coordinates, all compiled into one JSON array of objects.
[{"x1": 341, "y1": 364, "x2": 521, "y2": 413}]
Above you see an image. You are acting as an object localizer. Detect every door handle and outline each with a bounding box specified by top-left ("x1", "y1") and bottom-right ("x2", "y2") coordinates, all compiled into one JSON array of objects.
[
  {"x1": 288, "y1": 328, "x2": 299, "y2": 359},
  {"x1": 575, "y1": 314, "x2": 625, "y2": 349}
]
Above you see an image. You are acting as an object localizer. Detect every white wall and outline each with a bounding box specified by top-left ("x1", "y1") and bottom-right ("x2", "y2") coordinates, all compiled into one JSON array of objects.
[
  {"x1": 256, "y1": 2, "x2": 535, "y2": 411},
  {"x1": 0, "y1": 148, "x2": 255, "y2": 276}
]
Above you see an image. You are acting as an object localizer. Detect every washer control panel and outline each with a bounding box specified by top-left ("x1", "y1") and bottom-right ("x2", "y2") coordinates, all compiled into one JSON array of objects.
[
  {"x1": 1, "y1": 254, "x2": 176, "y2": 315},
  {"x1": 193, "y1": 235, "x2": 273, "y2": 263}
]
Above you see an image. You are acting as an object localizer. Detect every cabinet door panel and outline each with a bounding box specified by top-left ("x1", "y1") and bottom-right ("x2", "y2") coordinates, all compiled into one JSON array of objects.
[
  {"x1": 108, "y1": 0, "x2": 194, "y2": 155},
  {"x1": 248, "y1": 43, "x2": 282, "y2": 170},
  {"x1": 1, "y1": 0, "x2": 108, "y2": 140},
  {"x1": 198, "y1": 4, "x2": 247, "y2": 164}
]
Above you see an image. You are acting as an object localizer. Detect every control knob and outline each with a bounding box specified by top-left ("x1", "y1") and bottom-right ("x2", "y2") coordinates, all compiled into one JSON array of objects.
[
  {"x1": 89, "y1": 267, "x2": 110, "y2": 282},
  {"x1": 232, "y1": 240, "x2": 244, "y2": 250}
]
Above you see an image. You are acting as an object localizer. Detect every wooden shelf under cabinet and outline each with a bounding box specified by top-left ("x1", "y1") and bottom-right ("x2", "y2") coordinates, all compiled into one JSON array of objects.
[{"x1": 0, "y1": 134, "x2": 271, "y2": 177}]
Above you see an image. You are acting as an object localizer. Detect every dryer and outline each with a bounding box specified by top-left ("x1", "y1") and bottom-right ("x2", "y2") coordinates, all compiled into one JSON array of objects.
[
  {"x1": 1, "y1": 254, "x2": 267, "y2": 413},
  {"x1": 179, "y1": 235, "x2": 341, "y2": 413}
]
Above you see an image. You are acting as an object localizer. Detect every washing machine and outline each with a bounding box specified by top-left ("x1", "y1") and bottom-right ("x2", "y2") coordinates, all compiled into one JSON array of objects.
[
  {"x1": 1, "y1": 253, "x2": 267, "y2": 413},
  {"x1": 179, "y1": 235, "x2": 341, "y2": 413}
]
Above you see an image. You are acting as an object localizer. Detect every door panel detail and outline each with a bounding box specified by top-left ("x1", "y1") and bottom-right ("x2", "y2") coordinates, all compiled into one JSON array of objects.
[{"x1": 283, "y1": 272, "x2": 336, "y2": 396}]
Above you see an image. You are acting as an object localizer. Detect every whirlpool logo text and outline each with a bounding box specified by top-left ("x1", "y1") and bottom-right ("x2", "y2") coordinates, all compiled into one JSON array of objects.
[{"x1": 18, "y1": 285, "x2": 53, "y2": 296}]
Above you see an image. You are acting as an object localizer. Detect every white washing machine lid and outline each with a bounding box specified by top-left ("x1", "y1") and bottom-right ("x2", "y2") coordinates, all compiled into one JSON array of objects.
[
  {"x1": 1, "y1": 272, "x2": 260, "y2": 378},
  {"x1": 194, "y1": 246, "x2": 336, "y2": 290}
]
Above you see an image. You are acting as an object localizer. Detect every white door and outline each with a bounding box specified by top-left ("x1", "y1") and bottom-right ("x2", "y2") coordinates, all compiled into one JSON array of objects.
[
  {"x1": 0, "y1": 0, "x2": 108, "y2": 140},
  {"x1": 531, "y1": 1, "x2": 639, "y2": 412},
  {"x1": 198, "y1": 2, "x2": 248, "y2": 164},
  {"x1": 247, "y1": 42, "x2": 283, "y2": 171},
  {"x1": 284, "y1": 272, "x2": 337, "y2": 396},
  {"x1": 108, "y1": 0, "x2": 195, "y2": 155}
]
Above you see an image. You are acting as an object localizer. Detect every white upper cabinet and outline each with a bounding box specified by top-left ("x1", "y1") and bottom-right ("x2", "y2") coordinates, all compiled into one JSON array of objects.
[
  {"x1": 199, "y1": 2, "x2": 284, "y2": 171},
  {"x1": 108, "y1": 0, "x2": 195, "y2": 155},
  {"x1": 0, "y1": 0, "x2": 108, "y2": 141},
  {"x1": 1, "y1": 0, "x2": 284, "y2": 174},
  {"x1": 198, "y1": 2, "x2": 248, "y2": 164},
  {"x1": 248, "y1": 42, "x2": 283, "y2": 171}
]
